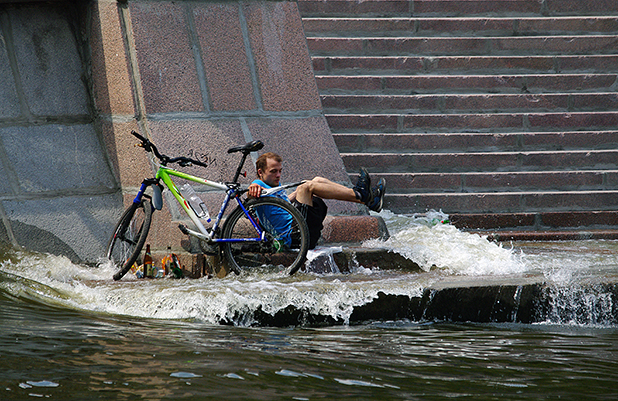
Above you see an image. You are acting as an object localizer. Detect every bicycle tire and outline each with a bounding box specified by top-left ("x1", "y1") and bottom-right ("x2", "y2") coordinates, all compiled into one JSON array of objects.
[
  {"x1": 107, "y1": 200, "x2": 153, "y2": 280},
  {"x1": 221, "y1": 197, "x2": 309, "y2": 275}
]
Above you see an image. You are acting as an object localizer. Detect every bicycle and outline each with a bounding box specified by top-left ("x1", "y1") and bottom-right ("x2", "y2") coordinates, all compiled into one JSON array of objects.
[{"x1": 106, "y1": 131, "x2": 309, "y2": 280}]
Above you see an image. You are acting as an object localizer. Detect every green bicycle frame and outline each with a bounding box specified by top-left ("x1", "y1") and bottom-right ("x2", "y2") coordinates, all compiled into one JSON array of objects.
[{"x1": 153, "y1": 165, "x2": 264, "y2": 244}]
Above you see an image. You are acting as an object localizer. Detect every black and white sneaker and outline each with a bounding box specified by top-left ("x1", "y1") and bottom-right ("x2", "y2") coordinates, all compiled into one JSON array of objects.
[{"x1": 366, "y1": 178, "x2": 386, "y2": 213}]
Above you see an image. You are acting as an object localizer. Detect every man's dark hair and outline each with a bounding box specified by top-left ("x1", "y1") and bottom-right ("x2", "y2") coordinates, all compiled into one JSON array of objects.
[{"x1": 255, "y1": 152, "x2": 282, "y2": 178}]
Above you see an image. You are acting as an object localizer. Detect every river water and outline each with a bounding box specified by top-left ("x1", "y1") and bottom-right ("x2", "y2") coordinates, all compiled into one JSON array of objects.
[{"x1": 2, "y1": 211, "x2": 618, "y2": 400}]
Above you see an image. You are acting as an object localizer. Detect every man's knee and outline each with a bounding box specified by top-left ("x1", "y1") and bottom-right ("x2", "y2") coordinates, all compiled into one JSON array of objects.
[
  {"x1": 311, "y1": 176, "x2": 329, "y2": 184},
  {"x1": 302, "y1": 178, "x2": 324, "y2": 195}
]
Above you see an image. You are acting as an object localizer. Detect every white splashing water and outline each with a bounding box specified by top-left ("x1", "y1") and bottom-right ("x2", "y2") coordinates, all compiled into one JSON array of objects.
[
  {"x1": 2, "y1": 209, "x2": 613, "y2": 325},
  {"x1": 364, "y1": 210, "x2": 525, "y2": 276}
]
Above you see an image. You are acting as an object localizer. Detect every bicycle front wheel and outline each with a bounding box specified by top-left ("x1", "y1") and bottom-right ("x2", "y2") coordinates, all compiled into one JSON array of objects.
[
  {"x1": 106, "y1": 200, "x2": 152, "y2": 280},
  {"x1": 221, "y1": 197, "x2": 309, "y2": 275}
]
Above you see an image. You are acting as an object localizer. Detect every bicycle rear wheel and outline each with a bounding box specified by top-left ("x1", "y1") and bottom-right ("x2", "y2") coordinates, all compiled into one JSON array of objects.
[
  {"x1": 221, "y1": 197, "x2": 309, "y2": 275},
  {"x1": 107, "y1": 200, "x2": 152, "y2": 280}
]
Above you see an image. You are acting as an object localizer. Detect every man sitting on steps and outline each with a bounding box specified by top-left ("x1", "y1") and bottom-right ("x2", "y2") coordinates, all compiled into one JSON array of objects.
[{"x1": 248, "y1": 152, "x2": 386, "y2": 249}]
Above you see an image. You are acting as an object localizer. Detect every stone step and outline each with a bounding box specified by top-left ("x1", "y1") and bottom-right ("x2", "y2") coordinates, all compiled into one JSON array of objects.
[
  {"x1": 312, "y1": 55, "x2": 618, "y2": 75},
  {"x1": 321, "y1": 93, "x2": 618, "y2": 114},
  {"x1": 303, "y1": 16, "x2": 618, "y2": 37},
  {"x1": 300, "y1": 0, "x2": 618, "y2": 227},
  {"x1": 298, "y1": 0, "x2": 618, "y2": 18},
  {"x1": 316, "y1": 74, "x2": 618, "y2": 95},
  {"x1": 351, "y1": 170, "x2": 618, "y2": 193},
  {"x1": 383, "y1": 190, "x2": 618, "y2": 214},
  {"x1": 450, "y1": 210, "x2": 618, "y2": 231},
  {"x1": 341, "y1": 149, "x2": 618, "y2": 173},
  {"x1": 325, "y1": 111, "x2": 618, "y2": 133},
  {"x1": 334, "y1": 131, "x2": 618, "y2": 153},
  {"x1": 306, "y1": 35, "x2": 618, "y2": 57}
]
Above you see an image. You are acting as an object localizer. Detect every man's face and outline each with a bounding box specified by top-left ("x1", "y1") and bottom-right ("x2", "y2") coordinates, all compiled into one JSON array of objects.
[{"x1": 258, "y1": 157, "x2": 282, "y2": 187}]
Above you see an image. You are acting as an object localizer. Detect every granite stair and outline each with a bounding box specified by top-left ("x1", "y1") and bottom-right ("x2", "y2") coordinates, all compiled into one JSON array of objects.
[{"x1": 299, "y1": 0, "x2": 618, "y2": 236}]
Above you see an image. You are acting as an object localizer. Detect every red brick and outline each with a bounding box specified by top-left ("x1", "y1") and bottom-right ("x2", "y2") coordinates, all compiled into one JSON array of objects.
[
  {"x1": 335, "y1": 132, "x2": 519, "y2": 152},
  {"x1": 402, "y1": 113, "x2": 524, "y2": 132},
  {"x1": 464, "y1": 171, "x2": 605, "y2": 191},
  {"x1": 441, "y1": 94, "x2": 569, "y2": 112},
  {"x1": 605, "y1": 171, "x2": 618, "y2": 186},
  {"x1": 429, "y1": 56, "x2": 555, "y2": 73},
  {"x1": 385, "y1": 75, "x2": 519, "y2": 92},
  {"x1": 521, "y1": 150, "x2": 618, "y2": 170},
  {"x1": 368, "y1": 172, "x2": 463, "y2": 192},
  {"x1": 524, "y1": 191, "x2": 618, "y2": 211},
  {"x1": 324, "y1": 56, "x2": 425, "y2": 72},
  {"x1": 303, "y1": 17, "x2": 416, "y2": 34},
  {"x1": 419, "y1": 18, "x2": 513, "y2": 35},
  {"x1": 326, "y1": 114, "x2": 399, "y2": 131},
  {"x1": 545, "y1": 0, "x2": 618, "y2": 13},
  {"x1": 306, "y1": 38, "x2": 364, "y2": 55},
  {"x1": 525, "y1": 74, "x2": 617, "y2": 92},
  {"x1": 379, "y1": 74, "x2": 618, "y2": 94},
  {"x1": 342, "y1": 152, "x2": 522, "y2": 173},
  {"x1": 312, "y1": 57, "x2": 327, "y2": 72},
  {"x1": 449, "y1": 213, "x2": 537, "y2": 229},
  {"x1": 365, "y1": 37, "x2": 489, "y2": 56},
  {"x1": 571, "y1": 93, "x2": 618, "y2": 110},
  {"x1": 541, "y1": 211, "x2": 618, "y2": 228},
  {"x1": 517, "y1": 17, "x2": 618, "y2": 34},
  {"x1": 528, "y1": 112, "x2": 618, "y2": 129},
  {"x1": 386, "y1": 192, "x2": 526, "y2": 214},
  {"x1": 298, "y1": 0, "x2": 410, "y2": 16},
  {"x1": 413, "y1": 0, "x2": 542, "y2": 16},
  {"x1": 522, "y1": 131, "x2": 618, "y2": 150},
  {"x1": 558, "y1": 55, "x2": 618, "y2": 72},
  {"x1": 341, "y1": 153, "x2": 412, "y2": 172},
  {"x1": 492, "y1": 36, "x2": 618, "y2": 56},
  {"x1": 321, "y1": 94, "x2": 439, "y2": 111},
  {"x1": 316, "y1": 76, "x2": 383, "y2": 92}
]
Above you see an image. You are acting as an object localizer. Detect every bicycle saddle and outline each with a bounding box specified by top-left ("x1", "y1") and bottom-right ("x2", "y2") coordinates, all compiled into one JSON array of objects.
[{"x1": 227, "y1": 140, "x2": 264, "y2": 154}]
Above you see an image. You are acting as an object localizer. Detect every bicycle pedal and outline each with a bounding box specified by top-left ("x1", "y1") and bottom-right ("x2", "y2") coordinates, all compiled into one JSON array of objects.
[{"x1": 178, "y1": 224, "x2": 189, "y2": 235}]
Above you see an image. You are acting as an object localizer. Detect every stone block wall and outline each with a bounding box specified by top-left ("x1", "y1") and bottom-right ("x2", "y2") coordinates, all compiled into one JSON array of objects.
[
  {"x1": 0, "y1": 0, "x2": 380, "y2": 265},
  {"x1": 0, "y1": 3, "x2": 119, "y2": 262}
]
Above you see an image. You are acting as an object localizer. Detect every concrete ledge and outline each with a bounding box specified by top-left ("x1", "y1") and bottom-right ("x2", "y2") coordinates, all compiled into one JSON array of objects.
[
  {"x1": 221, "y1": 278, "x2": 618, "y2": 327},
  {"x1": 222, "y1": 258, "x2": 618, "y2": 326},
  {"x1": 480, "y1": 229, "x2": 618, "y2": 242}
]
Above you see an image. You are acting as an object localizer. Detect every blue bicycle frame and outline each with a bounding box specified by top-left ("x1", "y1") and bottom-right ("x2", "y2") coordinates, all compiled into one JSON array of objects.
[{"x1": 134, "y1": 164, "x2": 301, "y2": 245}]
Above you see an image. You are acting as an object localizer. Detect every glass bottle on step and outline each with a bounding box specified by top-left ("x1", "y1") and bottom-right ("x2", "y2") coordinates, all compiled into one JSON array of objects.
[{"x1": 143, "y1": 244, "x2": 153, "y2": 278}]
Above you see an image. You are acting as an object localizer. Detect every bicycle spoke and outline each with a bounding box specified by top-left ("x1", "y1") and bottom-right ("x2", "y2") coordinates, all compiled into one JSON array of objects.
[{"x1": 221, "y1": 197, "x2": 309, "y2": 274}]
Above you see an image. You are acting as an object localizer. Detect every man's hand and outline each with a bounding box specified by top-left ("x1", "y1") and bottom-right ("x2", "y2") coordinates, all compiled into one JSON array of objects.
[{"x1": 248, "y1": 183, "x2": 263, "y2": 198}]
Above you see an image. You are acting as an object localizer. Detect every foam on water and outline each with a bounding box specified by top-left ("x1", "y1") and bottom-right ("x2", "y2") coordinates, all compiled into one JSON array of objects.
[
  {"x1": 1, "y1": 209, "x2": 613, "y2": 326},
  {"x1": 365, "y1": 210, "x2": 525, "y2": 276},
  {"x1": 0, "y1": 246, "x2": 425, "y2": 325}
]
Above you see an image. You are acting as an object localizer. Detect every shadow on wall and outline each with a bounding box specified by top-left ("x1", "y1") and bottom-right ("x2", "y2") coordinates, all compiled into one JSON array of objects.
[
  {"x1": 3, "y1": 220, "x2": 81, "y2": 263},
  {"x1": 0, "y1": 2, "x2": 120, "y2": 263}
]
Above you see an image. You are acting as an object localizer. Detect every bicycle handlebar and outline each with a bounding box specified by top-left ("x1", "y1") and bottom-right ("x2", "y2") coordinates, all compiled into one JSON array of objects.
[{"x1": 131, "y1": 130, "x2": 208, "y2": 168}]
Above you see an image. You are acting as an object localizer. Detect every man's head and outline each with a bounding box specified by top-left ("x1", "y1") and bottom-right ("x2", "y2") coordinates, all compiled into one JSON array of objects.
[{"x1": 255, "y1": 152, "x2": 283, "y2": 187}]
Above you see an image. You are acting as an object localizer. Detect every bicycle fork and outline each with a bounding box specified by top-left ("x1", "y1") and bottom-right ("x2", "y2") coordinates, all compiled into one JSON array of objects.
[{"x1": 134, "y1": 178, "x2": 164, "y2": 210}]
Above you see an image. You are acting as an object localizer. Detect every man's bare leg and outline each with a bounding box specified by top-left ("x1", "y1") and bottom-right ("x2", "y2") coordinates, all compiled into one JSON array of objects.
[{"x1": 291, "y1": 177, "x2": 361, "y2": 206}]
